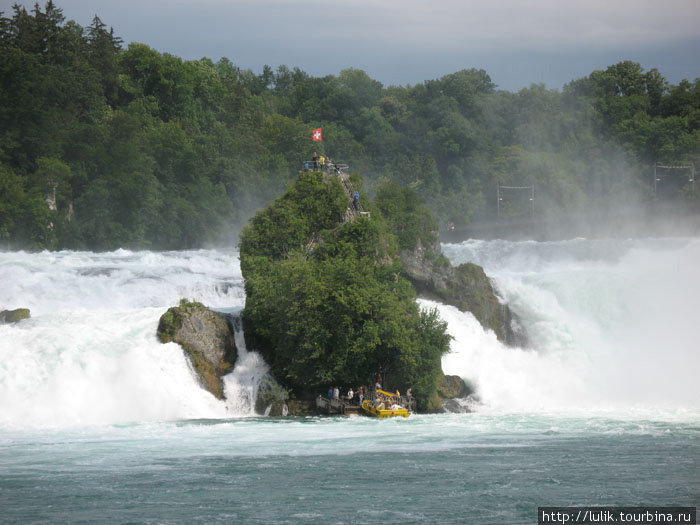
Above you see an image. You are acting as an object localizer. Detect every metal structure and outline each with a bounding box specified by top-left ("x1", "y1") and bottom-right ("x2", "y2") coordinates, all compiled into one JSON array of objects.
[
  {"x1": 653, "y1": 163, "x2": 695, "y2": 196},
  {"x1": 316, "y1": 393, "x2": 416, "y2": 416},
  {"x1": 497, "y1": 184, "x2": 535, "y2": 219}
]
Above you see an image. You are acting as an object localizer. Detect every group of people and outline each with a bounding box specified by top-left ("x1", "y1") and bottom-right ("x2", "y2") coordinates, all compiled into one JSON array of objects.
[
  {"x1": 305, "y1": 152, "x2": 342, "y2": 175},
  {"x1": 325, "y1": 384, "x2": 412, "y2": 407},
  {"x1": 327, "y1": 385, "x2": 367, "y2": 406}
]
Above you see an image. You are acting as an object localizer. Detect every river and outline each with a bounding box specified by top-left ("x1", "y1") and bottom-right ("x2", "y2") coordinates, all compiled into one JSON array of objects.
[{"x1": 1, "y1": 238, "x2": 698, "y2": 523}]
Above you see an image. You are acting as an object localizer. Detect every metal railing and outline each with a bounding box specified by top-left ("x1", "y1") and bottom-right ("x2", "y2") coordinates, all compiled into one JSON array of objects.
[{"x1": 302, "y1": 161, "x2": 348, "y2": 174}]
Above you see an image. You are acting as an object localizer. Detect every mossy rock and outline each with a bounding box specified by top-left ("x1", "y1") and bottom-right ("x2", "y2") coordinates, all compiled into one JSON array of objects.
[
  {"x1": 157, "y1": 301, "x2": 237, "y2": 399},
  {"x1": 286, "y1": 400, "x2": 317, "y2": 416},
  {"x1": 0, "y1": 308, "x2": 30, "y2": 324},
  {"x1": 156, "y1": 308, "x2": 181, "y2": 343},
  {"x1": 437, "y1": 374, "x2": 471, "y2": 399},
  {"x1": 266, "y1": 400, "x2": 287, "y2": 417}
]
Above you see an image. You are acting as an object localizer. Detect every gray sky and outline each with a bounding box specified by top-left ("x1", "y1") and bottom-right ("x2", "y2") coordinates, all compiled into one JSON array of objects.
[{"x1": 4, "y1": 0, "x2": 700, "y2": 91}]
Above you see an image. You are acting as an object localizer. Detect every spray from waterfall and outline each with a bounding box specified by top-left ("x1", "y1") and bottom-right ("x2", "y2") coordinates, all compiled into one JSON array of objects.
[{"x1": 437, "y1": 237, "x2": 700, "y2": 415}]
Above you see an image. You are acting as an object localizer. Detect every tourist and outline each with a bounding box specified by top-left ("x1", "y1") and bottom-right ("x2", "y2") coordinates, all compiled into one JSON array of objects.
[
  {"x1": 347, "y1": 387, "x2": 353, "y2": 403},
  {"x1": 312, "y1": 152, "x2": 319, "y2": 170},
  {"x1": 333, "y1": 386, "x2": 339, "y2": 399},
  {"x1": 327, "y1": 386, "x2": 333, "y2": 399}
]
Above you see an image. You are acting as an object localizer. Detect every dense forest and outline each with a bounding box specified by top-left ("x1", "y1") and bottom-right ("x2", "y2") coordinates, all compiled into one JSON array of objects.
[{"x1": 1, "y1": 2, "x2": 699, "y2": 250}]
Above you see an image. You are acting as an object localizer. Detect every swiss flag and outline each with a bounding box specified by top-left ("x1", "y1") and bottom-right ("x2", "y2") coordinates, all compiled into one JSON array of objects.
[{"x1": 312, "y1": 128, "x2": 323, "y2": 141}]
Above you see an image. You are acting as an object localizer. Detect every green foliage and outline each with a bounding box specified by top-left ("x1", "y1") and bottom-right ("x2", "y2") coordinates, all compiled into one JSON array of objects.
[
  {"x1": 240, "y1": 173, "x2": 451, "y2": 409},
  {"x1": 0, "y1": 2, "x2": 697, "y2": 250},
  {"x1": 374, "y1": 180, "x2": 438, "y2": 250},
  {"x1": 239, "y1": 171, "x2": 347, "y2": 264}
]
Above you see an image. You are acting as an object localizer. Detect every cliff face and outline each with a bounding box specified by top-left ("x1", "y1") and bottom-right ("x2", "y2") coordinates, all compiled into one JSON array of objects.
[
  {"x1": 400, "y1": 238, "x2": 518, "y2": 345},
  {"x1": 156, "y1": 301, "x2": 237, "y2": 399}
]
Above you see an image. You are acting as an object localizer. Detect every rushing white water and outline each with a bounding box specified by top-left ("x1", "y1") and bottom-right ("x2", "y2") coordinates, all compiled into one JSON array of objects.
[
  {"x1": 1, "y1": 238, "x2": 698, "y2": 430},
  {"x1": 2, "y1": 241, "x2": 698, "y2": 525},
  {"x1": 0, "y1": 249, "x2": 268, "y2": 429},
  {"x1": 439, "y1": 237, "x2": 700, "y2": 416},
  {"x1": 222, "y1": 311, "x2": 271, "y2": 416}
]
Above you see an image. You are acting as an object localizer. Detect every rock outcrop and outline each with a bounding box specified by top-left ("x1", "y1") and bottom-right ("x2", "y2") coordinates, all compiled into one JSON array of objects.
[
  {"x1": 437, "y1": 373, "x2": 472, "y2": 399},
  {"x1": 157, "y1": 301, "x2": 237, "y2": 399},
  {"x1": 400, "y1": 238, "x2": 518, "y2": 345},
  {"x1": 285, "y1": 399, "x2": 317, "y2": 416},
  {"x1": 254, "y1": 374, "x2": 289, "y2": 416},
  {"x1": 0, "y1": 308, "x2": 30, "y2": 324},
  {"x1": 429, "y1": 373, "x2": 475, "y2": 413}
]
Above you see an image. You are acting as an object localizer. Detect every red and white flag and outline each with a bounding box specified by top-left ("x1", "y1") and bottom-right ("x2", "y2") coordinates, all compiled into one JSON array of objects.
[{"x1": 312, "y1": 128, "x2": 323, "y2": 141}]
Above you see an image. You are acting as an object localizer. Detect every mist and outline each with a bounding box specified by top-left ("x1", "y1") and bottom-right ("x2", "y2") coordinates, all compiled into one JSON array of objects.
[{"x1": 439, "y1": 236, "x2": 700, "y2": 413}]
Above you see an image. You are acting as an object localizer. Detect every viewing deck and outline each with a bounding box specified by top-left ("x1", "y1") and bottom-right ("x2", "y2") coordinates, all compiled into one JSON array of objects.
[{"x1": 315, "y1": 394, "x2": 416, "y2": 416}]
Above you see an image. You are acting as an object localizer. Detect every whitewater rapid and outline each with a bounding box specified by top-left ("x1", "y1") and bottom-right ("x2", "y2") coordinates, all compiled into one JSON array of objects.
[
  {"x1": 1, "y1": 238, "x2": 698, "y2": 429},
  {"x1": 0, "y1": 249, "x2": 260, "y2": 429},
  {"x1": 439, "y1": 237, "x2": 700, "y2": 417}
]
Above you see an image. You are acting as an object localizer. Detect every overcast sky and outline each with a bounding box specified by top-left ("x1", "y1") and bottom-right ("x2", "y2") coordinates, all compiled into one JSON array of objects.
[{"x1": 3, "y1": 0, "x2": 700, "y2": 91}]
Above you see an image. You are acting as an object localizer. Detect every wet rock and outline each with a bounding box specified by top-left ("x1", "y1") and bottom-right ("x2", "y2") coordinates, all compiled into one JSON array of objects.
[
  {"x1": 0, "y1": 308, "x2": 30, "y2": 324},
  {"x1": 437, "y1": 374, "x2": 472, "y2": 399},
  {"x1": 157, "y1": 301, "x2": 237, "y2": 399},
  {"x1": 285, "y1": 399, "x2": 317, "y2": 416},
  {"x1": 400, "y1": 238, "x2": 520, "y2": 345},
  {"x1": 442, "y1": 398, "x2": 474, "y2": 413},
  {"x1": 428, "y1": 373, "x2": 475, "y2": 413}
]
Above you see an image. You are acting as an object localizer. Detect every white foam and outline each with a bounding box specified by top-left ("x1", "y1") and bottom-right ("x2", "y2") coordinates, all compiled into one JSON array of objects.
[
  {"x1": 0, "y1": 309, "x2": 227, "y2": 429},
  {"x1": 222, "y1": 315, "x2": 272, "y2": 416},
  {"x1": 0, "y1": 249, "x2": 245, "y2": 429},
  {"x1": 2, "y1": 239, "x2": 698, "y2": 429},
  {"x1": 437, "y1": 236, "x2": 700, "y2": 416}
]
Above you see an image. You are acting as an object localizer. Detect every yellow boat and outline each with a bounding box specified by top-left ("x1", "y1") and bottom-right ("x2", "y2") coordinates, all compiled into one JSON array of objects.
[{"x1": 361, "y1": 399, "x2": 410, "y2": 418}]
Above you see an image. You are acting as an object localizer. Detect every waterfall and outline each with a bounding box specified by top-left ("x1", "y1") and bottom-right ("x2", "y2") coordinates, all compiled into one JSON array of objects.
[
  {"x1": 2, "y1": 238, "x2": 697, "y2": 429},
  {"x1": 222, "y1": 312, "x2": 271, "y2": 416},
  {"x1": 438, "y1": 237, "x2": 700, "y2": 415}
]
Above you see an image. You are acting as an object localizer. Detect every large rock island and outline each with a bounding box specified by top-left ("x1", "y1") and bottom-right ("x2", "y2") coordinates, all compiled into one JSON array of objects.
[{"x1": 238, "y1": 171, "x2": 517, "y2": 411}]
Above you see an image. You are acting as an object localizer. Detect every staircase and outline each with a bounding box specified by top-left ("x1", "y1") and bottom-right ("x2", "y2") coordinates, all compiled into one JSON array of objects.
[{"x1": 303, "y1": 165, "x2": 369, "y2": 254}]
